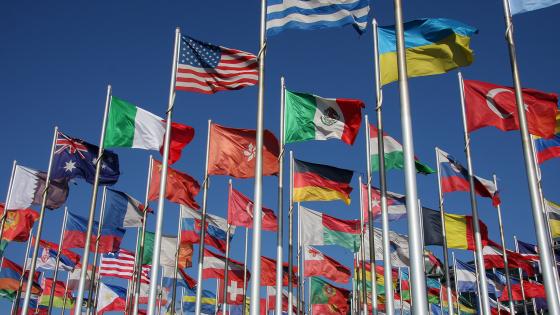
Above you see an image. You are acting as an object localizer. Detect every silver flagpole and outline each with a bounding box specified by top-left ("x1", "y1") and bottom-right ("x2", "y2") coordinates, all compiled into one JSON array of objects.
[
  {"x1": 296, "y1": 203, "x2": 302, "y2": 315},
  {"x1": 288, "y1": 151, "x2": 294, "y2": 315},
  {"x1": 514, "y1": 236, "x2": 529, "y2": 315},
  {"x1": 170, "y1": 205, "x2": 185, "y2": 314},
  {"x1": 181, "y1": 287, "x2": 185, "y2": 314},
  {"x1": 0, "y1": 160, "x2": 17, "y2": 246},
  {"x1": 22, "y1": 125, "x2": 59, "y2": 315},
  {"x1": 371, "y1": 18, "x2": 388, "y2": 315},
  {"x1": 157, "y1": 266, "x2": 164, "y2": 315},
  {"x1": 500, "y1": 0, "x2": 560, "y2": 312},
  {"x1": 126, "y1": 227, "x2": 141, "y2": 314},
  {"x1": 491, "y1": 174, "x2": 515, "y2": 314},
  {"x1": 457, "y1": 72, "x2": 491, "y2": 315},
  {"x1": 60, "y1": 271, "x2": 70, "y2": 315},
  {"x1": 249, "y1": 0, "x2": 268, "y2": 314},
  {"x1": 222, "y1": 223, "x2": 232, "y2": 311},
  {"x1": 12, "y1": 225, "x2": 33, "y2": 315},
  {"x1": 242, "y1": 227, "x2": 249, "y2": 315},
  {"x1": 47, "y1": 206, "x2": 69, "y2": 314},
  {"x1": 434, "y1": 147, "x2": 455, "y2": 315},
  {"x1": 391, "y1": 1, "x2": 428, "y2": 313},
  {"x1": 472, "y1": 251, "x2": 483, "y2": 313},
  {"x1": 147, "y1": 26, "x2": 181, "y2": 315},
  {"x1": 358, "y1": 176, "x2": 368, "y2": 315},
  {"x1": 351, "y1": 254, "x2": 356, "y2": 315},
  {"x1": 398, "y1": 268, "x2": 403, "y2": 315},
  {"x1": 276, "y1": 75, "x2": 286, "y2": 315},
  {"x1": 452, "y1": 252, "x2": 461, "y2": 315},
  {"x1": 86, "y1": 185, "x2": 108, "y2": 315},
  {"x1": 194, "y1": 119, "x2": 213, "y2": 315},
  {"x1": 73, "y1": 84, "x2": 112, "y2": 315},
  {"x1": 134, "y1": 155, "x2": 153, "y2": 314},
  {"x1": 215, "y1": 279, "x2": 219, "y2": 315}
]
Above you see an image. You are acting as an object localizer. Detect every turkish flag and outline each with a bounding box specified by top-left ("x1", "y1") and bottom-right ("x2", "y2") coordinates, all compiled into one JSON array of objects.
[
  {"x1": 208, "y1": 124, "x2": 280, "y2": 178},
  {"x1": 217, "y1": 278, "x2": 246, "y2": 305},
  {"x1": 260, "y1": 255, "x2": 298, "y2": 286},
  {"x1": 464, "y1": 79, "x2": 558, "y2": 138},
  {"x1": 227, "y1": 187, "x2": 278, "y2": 231},
  {"x1": 0, "y1": 204, "x2": 39, "y2": 242},
  {"x1": 148, "y1": 159, "x2": 200, "y2": 209},
  {"x1": 160, "y1": 122, "x2": 195, "y2": 165}
]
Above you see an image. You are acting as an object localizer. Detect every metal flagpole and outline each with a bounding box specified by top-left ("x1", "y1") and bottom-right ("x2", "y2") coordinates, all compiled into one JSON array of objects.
[
  {"x1": 181, "y1": 287, "x2": 185, "y2": 314},
  {"x1": 514, "y1": 236, "x2": 529, "y2": 315},
  {"x1": 215, "y1": 279, "x2": 219, "y2": 315},
  {"x1": 222, "y1": 223, "x2": 232, "y2": 311},
  {"x1": 134, "y1": 155, "x2": 153, "y2": 314},
  {"x1": 351, "y1": 261, "x2": 356, "y2": 315},
  {"x1": 472, "y1": 251, "x2": 483, "y2": 313},
  {"x1": 276, "y1": 75, "x2": 286, "y2": 315},
  {"x1": 371, "y1": 18, "x2": 388, "y2": 315},
  {"x1": 194, "y1": 119, "x2": 213, "y2": 315},
  {"x1": 296, "y1": 202, "x2": 302, "y2": 315},
  {"x1": 47, "y1": 206, "x2": 69, "y2": 314},
  {"x1": 452, "y1": 253, "x2": 461, "y2": 315},
  {"x1": 12, "y1": 225, "x2": 33, "y2": 315},
  {"x1": 358, "y1": 176, "x2": 368, "y2": 315},
  {"x1": 491, "y1": 174, "x2": 515, "y2": 314},
  {"x1": 170, "y1": 205, "x2": 185, "y2": 314},
  {"x1": 126, "y1": 227, "x2": 141, "y2": 314},
  {"x1": 60, "y1": 271, "x2": 70, "y2": 315},
  {"x1": 0, "y1": 160, "x2": 17, "y2": 247},
  {"x1": 147, "y1": 26, "x2": 181, "y2": 315},
  {"x1": 242, "y1": 227, "x2": 249, "y2": 315},
  {"x1": 288, "y1": 151, "x2": 294, "y2": 315},
  {"x1": 499, "y1": 0, "x2": 560, "y2": 312},
  {"x1": 391, "y1": 1, "x2": 428, "y2": 313},
  {"x1": 435, "y1": 147, "x2": 455, "y2": 315},
  {"x1": 22, "y1": 125, "x2": 59, "y2": 315},
  {"x1": 398, "y1": 268, "x2": 403, "y2": 315},
  {"x1": 457, "y1": 72, "x2": 491, "y2": 315},
  {"x1": 157, "y1": 266, "x2": 164, "y2": 315}
]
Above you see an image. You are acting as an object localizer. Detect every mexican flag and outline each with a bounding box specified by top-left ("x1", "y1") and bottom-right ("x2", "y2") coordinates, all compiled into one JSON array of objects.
[
  {"x1": 284, "y1": 90, "x2": 364, "y2": 145},
  {"x1": 104, "y1": 97, "x2": 194, "y2": 164},
  {"x1": 300, "y1": 206, "x2": 361, "y2": 252},
  {"x1": 310, "y1": 277, "x2": 350, "y2": 314},
  {"x1": 369, "y1": 124, "x2": 434, "y2": 174}
]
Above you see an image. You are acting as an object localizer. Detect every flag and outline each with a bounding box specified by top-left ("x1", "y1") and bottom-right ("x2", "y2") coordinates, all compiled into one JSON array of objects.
[
  {"x1": 361, "y1": 184, "x2": 407, "y2": 221},
  {"x1": 175, "y1": 35, "x2": 258, "y2": 94},
  {"x1": 310, "y1": 277, "x2": 350, "y2": 314},
  {"x1": 104, "y1": 96, "x2": 194, "y2": 164},
  {"x1": 0, "y1": 258, "x2": 41, "y2": 299},
  {"x1": 545, "y1": 199, "x2": 560, "y2": 238},
  {"x1": 359, "y1": 227, "x2": 410, "y2": 267},
  {"x1": 300, "y1": 206, "x2": 360, "y2": 252},
  {"x1": 534, "y1": 111, "x2": 560, "y2": 163},
  {"x1": 266, "y1": 286, "x2": 297, "y2": 314},
  {"x1": 38, "y1": 278, "x2": 74, "y2": 308},
  {"x1": 354, "y1": 262, "x2": 398, "y2": 294},
  {"x1": 266, "y1": 0, "x2": 370, "y2": 36},
  {"x1": 422, "y1": 207, "x2": 488, "y2": 250},
  {"x1": 181, "y1": 205, "x2": 234, "y2": 253},
  {"x1": 455, "y1": 259, "x2": 502, "y2": 296},
  {"x1": 369, "y1": 124, "x2": 434, "y2": 174},
  {"x1": 29, "y1": 246, "x2": 77, "y2": 272},
  {"x1": 463, "y1": 79, "x2": 558, "y2": 138},
  {"x1": 183, "y1": 286, "x2": 216, "y2": 314},
  {"x1": 304, "y1": 246, "x2": 350, "y2": 283},
  {"x1": 499, "y1": 281, "x2": 546, "y2": 301},
  {"x1": 509, "y1": 0, "x2": 560, "y2": 14},
  {"x1": 148, "y1": 159, "x2": 200, "y2": 210},
  {"x1": 33, "y1": 238, "x2": 80, "y2": 271},
  {"x1": 51, "y1": 131, "x2": 120, "y2": 185},
  {"x1": 260, "y1": 255, "x2": 297, "y2": 286},
  {"x1": 378, "y1": 18, "x2": 477, "y2": 86},
  {"x1": 208, "y1": 123, "x2": 280, "y2": 178},
  {"x1": 139, "y1": 232, "x2": 193, "y2": 268},
  {"x1": 293, "y1": 159, "x2": 353, "y2": 205},
  {"x1": 0, "y1": 205, "x2": 39, "y2": 241},
  {"x1": 202, "y1": 249, "x2": 249, "y2": 282},
  {"x1": 227, "y1": 188, "x2": 277, "y2": 231},
  {"x1": 217, "y1": 277, "x2": 246, "y2": 305},
  {"x1": 516, "y1": 239, "x2": 541, "y2": 261},
  {"x1": 63, "y1": 211, "x2": 125, "y2": 253},
  {"x1": 284, "y1": 90, "x2": 364, "y2": 145},
  {"x1": 104, "y1": 188, "x2": 146, "y2": 228},
  {"x1": 161, "y1": 267, "x2": 196, "y2": 290},
  {"x1": 437, "y1": 148, "x2": 500, "y2": 206},
  {"x1": 6, "y1": 165, "x2": 69, "y2": 210},
  {"x1": 99, "y1": 249, "x2": 150, "y2": 284},
  {"x1": 482, "y1": 240, "x2": 535, "y2": 276},
  {"x1": 96, "y1": 283, "x2": 127, "y2": 313},
  {"x1": 67, "y1": 267, "x2": 94, "y2": 291}
]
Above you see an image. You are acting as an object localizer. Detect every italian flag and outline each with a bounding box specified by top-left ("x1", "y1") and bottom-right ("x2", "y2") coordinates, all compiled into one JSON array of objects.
[
  {"x1": 284, "y1": 90, "x2": 364, "y2": 145},
  {"x1": 104, "y1": 97, "x2": 194, "y2": 164},
  {"x1": 300, "y1": 206, "x2": 361, "y2": 252},
  {"x1": 369, "y1": 124, "x2": 434, "y2": 174}
]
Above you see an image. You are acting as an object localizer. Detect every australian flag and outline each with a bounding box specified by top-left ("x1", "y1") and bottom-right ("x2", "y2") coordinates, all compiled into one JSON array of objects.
[{"x1": 51, "y1": 131, "x2": 120, "y2": 185}]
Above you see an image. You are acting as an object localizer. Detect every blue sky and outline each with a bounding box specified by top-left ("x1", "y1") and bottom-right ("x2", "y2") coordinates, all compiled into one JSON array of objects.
[{"x1": 1, "y1": 0, "x2": 559, "y2": 313}]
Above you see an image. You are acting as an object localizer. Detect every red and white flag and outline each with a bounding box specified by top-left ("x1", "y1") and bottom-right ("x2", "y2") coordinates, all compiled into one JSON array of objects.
[
  {"x1": 227, "y1": 187, "x2": 278, "y2": 231},
  {"x1": 217, "y1": 278, "x2": 246, "y2": 305},
  {"x1": 266, "y1": 286, "x2": 297, "y2": 314},
  {"x1": 202, "y1": 249, "x2": 249, "y2": 282},
  {"x1": 304, "y1": 246, "x2": 351, "y2": 284},
  {"x1": 99, "y1": 249, "x2": 150, "y2": 284}
]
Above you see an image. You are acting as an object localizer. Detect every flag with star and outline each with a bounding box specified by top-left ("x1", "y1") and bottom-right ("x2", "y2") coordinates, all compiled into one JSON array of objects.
[{"x1": 51, "y1": 131, "x2": 120, "y2": 185}]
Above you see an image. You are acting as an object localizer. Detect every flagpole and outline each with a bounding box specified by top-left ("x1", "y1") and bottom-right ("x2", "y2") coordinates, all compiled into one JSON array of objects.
[
  {"x1": 170, "y1": 205, "x2": 185, "y2": 314},
  {"x1": 242, "y1": 227, "x2": 249, "y2": 315},
  {"x1": 126, "y1": 227, "x2": 140, "y2": 315},
  {"x1": 434, "y1": 147, "x2": 455, "y2": 315},
  {"x1": 133, "y1": 155, "x2": 153, "y2": 314},
  {"x1": 288, "y1": 151, "x2": 294, "y2": 315},
  {"x1": 12, "y1": 225, "x2": 33, "y2": 315},
  {"x1": 296, "y1": 202, "x2": 302, "y2": 315},
  {"x1": 0, "y1": 160, "x2": 17, "y2": 247},
  {"x1": 398, "y1": 268, "x2": 403, "y2": 315},
  {"x1": 146, "y1": 25, "x2": 181, "y2": 315},
  {"x1": 500, "y1": 1, "x2": 560, "y2": 312},
  {"x1": 457, "y1": 72, "x2": 491, "y2": 315},
  {"x1": 61, "y1": 271, "x2": 70, "y2": 315},
  {"x1": 47, "y1": 206, "x2": 68, "y2": 314},
  {"x1": 451, "y1": 252, "x2": 460, "y2": 315},
  {"x1": 391, "y1": 1, "x2": 428, "y2": 313},
  {"x1": 276, "y1": 75, "x2": 286, "y2": 315},
  {"x1": 351, "y1": 254, "x2": 356, "y2": 315},
  {"x1": 21, "y1": 125, "x2": 59, "y2": 315},
  {"x1": 514, "y1": 236, "x2": 529, "y2": 315},
  {"x1": 358, "y1": 176, "x2": 368, "y2": 315},
  {"x1": 222, "y1": 223, "x2": 232, "y2": 311},
  {"x1": 214, "y1": 278, "x2": 219, "y2": 315},
  {"x1": 157, "y1": 266, "x2": 164, "y2": 315},
  {"x1": 181, "y1": 287, "x2": 185, "y2": 314},
  {"x1": 194, "y1": 119, "x2": 213, "y2": 315}
]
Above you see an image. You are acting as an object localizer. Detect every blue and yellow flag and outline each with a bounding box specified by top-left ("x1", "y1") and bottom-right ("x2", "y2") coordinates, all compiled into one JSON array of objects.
[
  {"x1": 183, "y1": 287, "x2": 216, "y2": 314},
  {"x1": 378, "y1": 18, "x2": 477, "y2": 86}
]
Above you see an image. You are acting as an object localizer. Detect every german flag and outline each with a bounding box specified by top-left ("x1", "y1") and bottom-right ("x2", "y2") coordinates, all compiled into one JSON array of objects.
[{"x1": 293, "y1": 159, "x2": 353, "y2": 205}]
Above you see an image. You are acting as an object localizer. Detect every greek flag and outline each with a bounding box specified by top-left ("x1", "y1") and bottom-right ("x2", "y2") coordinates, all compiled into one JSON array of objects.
[{"x1": 266, "y1": 0, "x2": 370, "y2": 36}]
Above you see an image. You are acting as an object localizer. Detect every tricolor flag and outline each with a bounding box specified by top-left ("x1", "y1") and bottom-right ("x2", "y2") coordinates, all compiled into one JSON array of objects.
[
  {"x1": 0, "y1": 205, "x2": 39, "y2": 242},
  {"x1": 139, "y1": 231, "x2": 193, "y2": 268},
  {"x1": 104, "y1": 188, "x2": 146, "y2": 228},
  {"x1": 309, "y1": 276, "x2": 350, "y2": 315},
  {"x1": 96, "y1": 283, "x2": 127, "y2": 313},
  {"x1": 545, "y1": 199, "x2": 560, "y2": 238},
  {"x1": 304, "y1": 246, "x2": 350, "y2": 284},
  {"x1": 63, "y1": 211, "x2": 125, "y2": 254},
  {"x1": 284, "y1": 90, "x2": 364, "y2": 145},
  {"x1": 162, "y1": 266, "x2": 196, "y2": 290},
  {"x1": 293, "y1": 159, "x2": 353, "y2": 205},
  {"x1": 515, "y1": 239, "x2": 541, "y2": 262},
  {"x1": 28, "y1": 246, "x2": 77, "y2": 272},
  {"x1": 361, "y1": 184, "x2": 407, "y2": 221},
  {"x1": 0, "y1": 258, "x2": 41, "y2": 299},
  {"x1": 38, "y1": 278, "x2": 74, "y2": 308},
  {"x1": 148, "y1": 159, "x2": 201, "y2": 210},
  {"x1": 422, "y1": 207, "x2": 489, "y2": 250},
  {"x1": 7, "y1": 165, "x2": 69, "y2": 210},
  {"x1": 227, "y1": 187, "x2": 277, "y2": 231},
  {"x1": 180, "y1": 205, "x2": 234, "y2": 253},
  {"x1": 455, "y1": 259, "x2": 503, "y2": 296},
  {"x1": 534, "y1": 111, "x2": 560, "y2": 164},
  {"x1": 300, "y1": 206, "x2": 360, "y2": 252},
  {"x1": 202, "y1": 249, "x2": 249, "y2": 282}
]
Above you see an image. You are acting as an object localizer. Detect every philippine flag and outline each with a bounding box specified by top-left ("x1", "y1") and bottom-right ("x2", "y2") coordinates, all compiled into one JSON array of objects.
[
  {"x1": 96, "y1": 283, "x2": 127, "y2": 313},
  {"x1": 180, "y1": 205, "x2": 234, "y2": 253}
]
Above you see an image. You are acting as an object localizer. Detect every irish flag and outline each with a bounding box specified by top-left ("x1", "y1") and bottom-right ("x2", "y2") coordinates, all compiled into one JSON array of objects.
[
  {"x1": 104, "y1": 96, "x2": 194, "y2": 164},
  {"x1": 300, "y1": 206, "x2": 361, "y2": 252},
  {"x1": 284, "y1": 90, "x2": 364, "y2": 145},
  {"x1": 369, "y1": 124, "x2": 434, "y2": 174}
]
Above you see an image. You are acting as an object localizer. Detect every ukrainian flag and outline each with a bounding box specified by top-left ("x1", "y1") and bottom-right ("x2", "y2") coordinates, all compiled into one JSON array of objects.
[{"x1": 378, "y1": 18, "x2": 478, "y2": 86}]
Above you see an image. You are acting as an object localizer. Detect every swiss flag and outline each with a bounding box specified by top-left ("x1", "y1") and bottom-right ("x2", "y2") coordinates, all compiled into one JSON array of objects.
[
  {"x1": 148, "y1": 159, "x2": 200, "y2": 209},
  {"x1": 227, "y1": 187, "x2": 278, "y2": 231},
  {"x1": 217, "y1": 278, "x2": 246, "y2": 305},
  {"x1": 464, "y1": 79, "x2": 558, "y2": 138}
]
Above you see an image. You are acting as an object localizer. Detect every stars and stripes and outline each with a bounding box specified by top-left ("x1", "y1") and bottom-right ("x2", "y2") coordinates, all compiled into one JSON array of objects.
[
  {"x1": 175, "y1": 35, "x2": 258, "y2": 94},
  {"x1": 99, "y1": 249, "x2": 150, "y2": 284}
]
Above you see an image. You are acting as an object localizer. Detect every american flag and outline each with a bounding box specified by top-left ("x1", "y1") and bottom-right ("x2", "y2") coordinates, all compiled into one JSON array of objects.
[
  {"x1": 175, "y1": 35, "x2": 258, "y2": 94},
  {"x1": 99, "y1": 249, "x2": 150, "y2": 284}
]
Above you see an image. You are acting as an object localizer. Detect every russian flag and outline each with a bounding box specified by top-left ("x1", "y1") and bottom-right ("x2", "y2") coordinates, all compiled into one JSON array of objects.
[
  {"x1": 63, "y1": 211, "x2": 125, "y2": 254},
  {"x1": 180, "y1": 206, "x2": 234, "y2": 253},
  {"x1": 96, "y1": 283, "x2": 127, "y2": 313},
  {"x1": 104, "y1": 188, "x2": 147, "y2": 228}
]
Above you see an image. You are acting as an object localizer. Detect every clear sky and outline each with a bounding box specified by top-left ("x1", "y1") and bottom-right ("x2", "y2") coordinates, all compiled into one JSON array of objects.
[{"x1": 1, "y1": 0, "x2": 559, "y2": 313}]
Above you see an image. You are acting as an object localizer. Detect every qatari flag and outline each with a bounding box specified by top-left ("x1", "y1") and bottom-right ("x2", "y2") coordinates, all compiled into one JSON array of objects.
[
  {"x1": 227, "y1": 187, "x2": 277, "y2": 231},
  {"x1": 7, "y1": 165, "x2": 69, "y2": 210}
]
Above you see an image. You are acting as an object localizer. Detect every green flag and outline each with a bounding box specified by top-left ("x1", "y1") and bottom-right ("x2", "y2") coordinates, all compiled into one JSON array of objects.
[{"x1": 140, "y1": 231, "x2": 155, "y2": 265}]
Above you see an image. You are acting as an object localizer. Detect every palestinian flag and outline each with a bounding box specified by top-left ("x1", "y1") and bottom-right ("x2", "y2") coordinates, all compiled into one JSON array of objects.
[
  {"x1": 300, "y1": 206, "x2": 360, "y2": 252},
  {"x1": 284, "y1": 90, "x2": 364, "y2": 145},
  {"x1": 310, "y1": 277, "x2": 350, "y2": 314},
  {"x1": 293, "y1": 159, "x2": 353, "y2": 205},
  {"x1": 369, "y1": 124, "x2": 434, "y2": 174}
]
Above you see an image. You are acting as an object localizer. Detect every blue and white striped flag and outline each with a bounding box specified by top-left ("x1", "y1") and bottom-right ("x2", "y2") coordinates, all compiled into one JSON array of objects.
[
  {"x1": 509, "y1": 0, "x2": 560, "y2": 14},
  {"x1": 266, "y1": 0, "x2": 370, "y2": 36}
]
